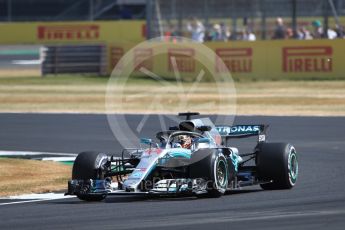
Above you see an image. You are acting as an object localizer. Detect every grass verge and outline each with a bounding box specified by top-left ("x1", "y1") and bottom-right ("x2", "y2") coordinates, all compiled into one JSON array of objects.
[
  {"x1": 0, "y1": 158, "x2": 71, "y2": 197},
  {"x1": 0, "y1": 75, "x2": 344, "y2": 116}
]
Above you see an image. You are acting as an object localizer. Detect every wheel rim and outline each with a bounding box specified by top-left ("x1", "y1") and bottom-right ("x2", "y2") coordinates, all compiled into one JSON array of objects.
[
  {"x1": 288, "y1": 149, "x2": 298, "y2": 185},
  {"x1": 216, "y1": 160, "x2": 227, "y2": 187}
]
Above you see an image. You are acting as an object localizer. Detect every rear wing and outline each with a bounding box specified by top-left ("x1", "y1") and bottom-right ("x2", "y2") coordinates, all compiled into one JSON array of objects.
[{"x1": 216, "y1": 125, "x2": 268, "y2": 144}]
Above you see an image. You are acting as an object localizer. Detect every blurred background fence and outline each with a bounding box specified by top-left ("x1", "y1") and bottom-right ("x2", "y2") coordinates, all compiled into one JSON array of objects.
[
  {"x1": 0, "y1": 0, "x2": 146, "y2": 21},
  {"x1": 1, "y1": 0, "x2": 345, "y2": 41},
  {"x1": 146, "y1": 0, "x2": 345, "y2": 40}
]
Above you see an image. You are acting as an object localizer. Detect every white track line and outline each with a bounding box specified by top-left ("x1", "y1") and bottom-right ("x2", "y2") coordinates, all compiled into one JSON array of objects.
[
  {"x1": 41, "y1": 157, "x2": 76, "y2": 162},
  {"x1": 0, "y1": 193, "x2": 75, "y2": 206},
  {"x1": 9, "y1": 193, "x2": 70, "y2": 199},
  {"x1": 0, "y1": 199, "x2": 44, "y2": 206},
  {"x1": 0, "y1": 196, "x2": 75, "y2": 206},
  {"x1": 0, "y1": 150, "x2": 77, "y2": 157}
]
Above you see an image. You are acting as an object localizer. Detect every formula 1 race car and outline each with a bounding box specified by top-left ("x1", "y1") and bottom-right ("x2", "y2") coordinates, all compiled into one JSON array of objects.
[{"x1": 66, "y1": 112, "x2": 299, "y2": 201}]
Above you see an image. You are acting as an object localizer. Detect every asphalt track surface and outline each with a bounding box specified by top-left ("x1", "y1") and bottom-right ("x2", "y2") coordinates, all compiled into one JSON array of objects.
[{"x1": 0, "y1": 113, "x2": 344, "y2": 230}]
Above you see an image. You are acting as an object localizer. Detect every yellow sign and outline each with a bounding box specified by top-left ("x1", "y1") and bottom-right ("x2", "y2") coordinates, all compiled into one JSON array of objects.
[
  {"x1": 0, "y1": 21, "x2": 146, "y2": 44},
  {"x1": 264, "y1": 39, "x2": 343, "y2": 79},
  {"x1": 1, "y1": 21, "x2": 344, "y2": 79},
  {"x1": 108, "y1": 39, "x2": 345, "y2": 79}
]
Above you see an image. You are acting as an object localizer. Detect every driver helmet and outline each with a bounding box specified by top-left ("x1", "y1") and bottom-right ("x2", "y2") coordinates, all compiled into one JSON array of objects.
[{"x1": 178, "y1": 135, "x2": 192, "y2": 149}]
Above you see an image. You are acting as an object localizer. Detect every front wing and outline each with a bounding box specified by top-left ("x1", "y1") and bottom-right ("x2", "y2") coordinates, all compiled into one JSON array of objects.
[{"x1": 66, "y1": 178, "x2": 209, "y2": 197}]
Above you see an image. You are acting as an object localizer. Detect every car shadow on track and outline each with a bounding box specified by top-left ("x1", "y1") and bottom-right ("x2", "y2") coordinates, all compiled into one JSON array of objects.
[
  {"x1": 50, "y1": 189, "x2": 263, "y2": 205},
  {"x1": 226, "y1": 189, "x2": 263, "y2": 195}
]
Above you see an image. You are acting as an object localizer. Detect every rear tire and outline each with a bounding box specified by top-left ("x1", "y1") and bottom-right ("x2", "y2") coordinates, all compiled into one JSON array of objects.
[
  {"x1": 257, "y1": 143, "x2": 298, "y2": 190},
  {"x1": 190, "y1": 149, "x2": 228, "y2": 198},
  {"x1": 72, "y1": 151, "x2": 109, "y2": 201}
]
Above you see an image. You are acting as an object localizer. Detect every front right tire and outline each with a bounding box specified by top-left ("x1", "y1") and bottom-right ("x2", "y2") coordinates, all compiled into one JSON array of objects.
[{"x1": 72, "y1": 151, "x2": 109, "y2": 201}]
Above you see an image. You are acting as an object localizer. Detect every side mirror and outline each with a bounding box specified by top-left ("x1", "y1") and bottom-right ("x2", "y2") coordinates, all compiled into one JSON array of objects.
[
  {"x1": 140, "y1": 138, "x2": 158, "y2": 148},
  {"x1": 197, "y1": 138, "x2": 211, "y2": 144},
  {"x1": 140, "y1": 138, "x2": 153, "y2": 145}
]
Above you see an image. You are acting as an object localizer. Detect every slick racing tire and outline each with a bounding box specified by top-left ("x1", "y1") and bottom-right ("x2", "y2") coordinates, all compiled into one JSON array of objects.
[
  {"x1": 72, "y1": 151, "x2": 109, "y2": 201},
  {"x1": 190, "y1": 149, "x2": 228, "y2": 198},
  {"x1": 256, "y1": 143, "x2": 298, "y2": 190}
]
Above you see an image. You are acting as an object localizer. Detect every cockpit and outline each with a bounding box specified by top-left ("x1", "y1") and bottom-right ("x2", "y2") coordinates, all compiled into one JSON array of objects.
[
  {"x1": 153, "y1": 117, "x2": 220, "y2": 150},
  {"x1": 156, "y1": 131, "x2": 213, "y2": 150}
]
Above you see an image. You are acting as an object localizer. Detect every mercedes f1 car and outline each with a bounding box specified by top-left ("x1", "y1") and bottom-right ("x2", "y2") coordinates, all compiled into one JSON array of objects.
[{"x1": 66, "y1": 112, "x2": 299, "y2": 201}]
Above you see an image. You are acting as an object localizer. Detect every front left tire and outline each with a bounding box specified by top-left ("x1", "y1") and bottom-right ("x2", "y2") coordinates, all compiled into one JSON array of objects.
[{"x1": 189, "y1": 149, "x2": 228, "y2": 198}]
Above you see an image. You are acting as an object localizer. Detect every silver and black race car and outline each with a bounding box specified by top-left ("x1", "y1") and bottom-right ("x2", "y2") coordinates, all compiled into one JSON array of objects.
[{"x1": 66, "y1": 112, "x2": 299, "y2": 201}]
